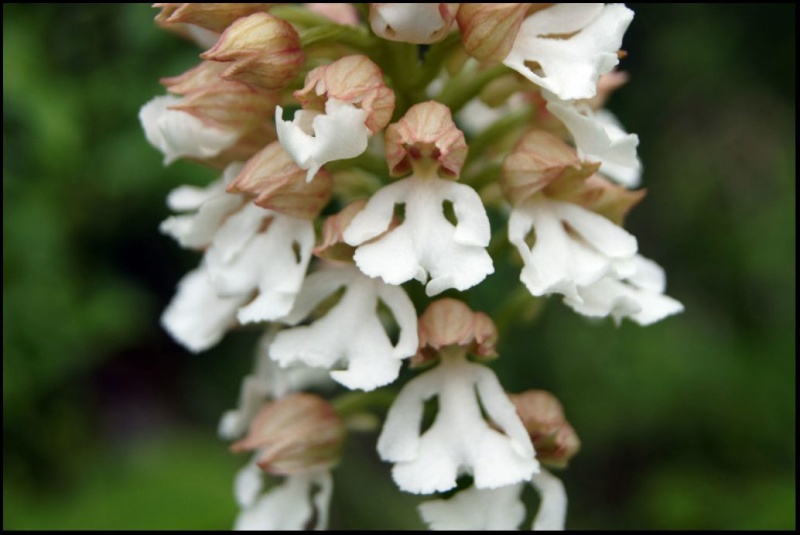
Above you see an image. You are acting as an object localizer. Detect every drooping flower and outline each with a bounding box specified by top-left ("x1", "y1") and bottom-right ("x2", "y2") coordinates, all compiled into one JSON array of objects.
[
  {"x1": 159, "y1": 160, "x2": 321, "y2": 352},
  {"x1": 502, "y1": 129, "x2": 681, "y2": 325},
  {"x1": 502, "y1": 3, "x2": 634, "y2": 101},
  {"x1": 343, "y1": 101, "x2": 494, "y2": 296},
  {"x1": 139, "y1": 94, "x2": 241, "y2": 165},
  {"x1": 544, "y1": 91, "x2": 641, "y2": 187}
]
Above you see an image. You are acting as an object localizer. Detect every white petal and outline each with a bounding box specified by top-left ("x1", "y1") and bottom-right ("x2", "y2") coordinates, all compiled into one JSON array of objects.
[
  {"x1": 370, "y1": 3, "x2": 450, "y2": 44},
  {"x1": 161, "y1": 265, "x2": 248, "y2": 353},
  {"x1": 552, "y1": 200, "x2": 638, "y2": 259},
  {"x1": 234, "y1": 471, "x2": 332, "y2": 531},
  {"x1": 204, "y1": 212, "x2": 313, "y2": 323},
  {"x1": 234, "y1": 461, "x2": 264, "y2": 509},
  {"x1": 380, "y1": 354, "x2": 537, "y2": 494},
  {"x1": 530, "y1": 469, "x2": 568, "y2": 531},
  {"x1": 276, "y1": 98, "x2": 370, "y2": 182},
  {"x1": 271, "y1": 267, "x2": 414, "y2": 391},
  {"x1": 349, "y1": 176, "x2": 493, "y2": 294},
  {"x1": 139, "y1": 95, "x2": 239, "y2": 165},
  {"x1": 545, "y1": 97, "x2": 641, "y2": 188},
  {"x1": 504, "y1": 4, "x2": 633, "y2": 100},
  {"x1": 566, "y1": 260, "x2": 683, "y2": 326},
  {"x1": 419, "y1": 483, "x2": 526, "y2": 530}
]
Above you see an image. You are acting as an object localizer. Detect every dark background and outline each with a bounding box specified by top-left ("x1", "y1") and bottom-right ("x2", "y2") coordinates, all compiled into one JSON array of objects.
[{"x1": 3, "y1": 4, "x2": 795, "y2": 529}]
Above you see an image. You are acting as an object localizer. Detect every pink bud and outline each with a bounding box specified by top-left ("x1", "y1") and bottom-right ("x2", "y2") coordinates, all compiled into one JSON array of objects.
[
  {"x1": 230, "y1": 393, "x2": 345, "y2": 475},
  {"x1": 201, "y1": 12, "x2": 305, "y2": 91},
  {"x1": 229, "y1": 141, "x2": 333, "y2": 219},
  {"x1": 385, "y1": 101, "x2": 468, "y2": 179}
]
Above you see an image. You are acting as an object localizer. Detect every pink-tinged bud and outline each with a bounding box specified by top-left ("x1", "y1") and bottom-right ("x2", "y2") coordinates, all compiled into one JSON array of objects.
[
  {"x1": 294, "y1": 55, "x2": 395, "y2": 134},
  {"x1": 507, "y1": 390, "x2": 580, "y2": 469},
  {"x1": 230, "y1": 393, "x2": 345, "y2": 475},
  {"x1": 161, "y1": 61, "x2": 229, "y2": 95},
  {"x1": 154, "y1": 3, "x2": 273, "y2": 34},
  {"x1": 413, "y1": 298, "x2": 498, "y2": 367},
  {"x1": 456, "y1": 3, "x2": 529, "y2": 62},
  {"x1": 555, "y1": 173, "x2": 646, "y2": 226},
  {"x1": 501, "y1": 129, "x2": 600, "y2": 206},
  {"x1": 385, "y1": 101, "x2": 468, "y2": 179},
  {"x1": 201, "y1": 12, "x2": 305, "y2": 91},
  {"x1": 229, "y1": 141, "x2": 332, "y2": 219},
  {"x1": 170, "y1": 80, "x2": 279, "y2": 133},
  {"x1": 305, "y1": 3, "x2": 360, "y2": 26},
  {"x1": 369, "y1": 3, "x2": 459, "y2": 44}
]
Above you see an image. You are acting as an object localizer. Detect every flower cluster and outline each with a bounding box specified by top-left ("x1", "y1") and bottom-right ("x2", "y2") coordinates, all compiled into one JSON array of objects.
[{"x1": 141, "y1": 3, "x2": 682, "y2": 530}]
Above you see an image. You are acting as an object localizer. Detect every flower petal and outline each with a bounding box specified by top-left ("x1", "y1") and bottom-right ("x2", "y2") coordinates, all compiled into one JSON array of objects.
[
  {"x1": 276, "y1": 99, "x2": 370, "y2": 182},
  {"x1": 161, "y1": 265, "x2": 248, "y2": 353},
  {"x1": 139, "y1": 94, "x2": 239, "y2": 165},
  {"x1": 419, "y1": 483, "x2": 526, "y2": 530}
]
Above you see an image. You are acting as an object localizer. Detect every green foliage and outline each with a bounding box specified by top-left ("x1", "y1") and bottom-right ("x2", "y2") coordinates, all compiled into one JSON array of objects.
[{"x1": 2, "y1": 4, "x2": 794, "y2": 530}]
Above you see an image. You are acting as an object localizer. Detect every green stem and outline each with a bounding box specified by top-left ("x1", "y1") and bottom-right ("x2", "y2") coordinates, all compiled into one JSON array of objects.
[
  {"x1": 332, "y1": 389, "x2": 397, "y2": 417},
  {"x1": 436, "y1": 64, "x2": 509, "y2": 116}
]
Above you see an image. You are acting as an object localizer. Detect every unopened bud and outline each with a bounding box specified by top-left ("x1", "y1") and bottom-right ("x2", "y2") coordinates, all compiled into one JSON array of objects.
[
  {"x1": 170, "y1": 79, "x2": 279, "y2": 133},
  {"x1": 556, "y1": 173, "x2": 646, "y2": 226},
  {"x1": 294, "y1": 55, "x2": 395, "y2": 134},
  {"x1": 508, "y1": 390, "x2": 580, "y2": 469},
  {"x1": 501, "y1": 129, "x2": 599, "y2": 206},
  {"x1": 201, "y1": 12, "x2": 304, "y2": 91},
  {"x1": 161, "y1": 61, "x2": 229, "y2": 95},
  {"x1": 414, "y1": 298, "x2": 498, "y2": 367},
  {"x1": 385, "y1": 101, "x2": 468, "y2": 179},
  {"x1": 370, "y1": 3, "x2": 458, "y2": 44},
  {"x1": 456, "y1": 3, "x2": 529, "y2": 62},
  {"x1": 230, "y1": 393, "x2": 345, "y2": 475},
  {"x1": 229, "y1": 141, "x2": 332, "y2": 219},
  {"x1": 155, "y1": 3, "x2": 273, "y2": 34}
]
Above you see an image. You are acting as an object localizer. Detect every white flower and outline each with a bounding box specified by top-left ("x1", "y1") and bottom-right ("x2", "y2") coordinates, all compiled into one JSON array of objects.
[
  {"x1": 160, "y1": 174, "x2": 316, "y2": 352},
  {"x1": 418, "y1": 469, "x2": 568, "y2": 531},
  {"x1": 343, "y1": 174, "x2": 494, "y2": 296},
  {"x1": 234, "y1": 464, "x2": 333, "y2": 531},
  {"x1": 270, "y1": 265, "x2": 418, "y2": 391},
  {"x1": 204, "y1": 203, "x2": 315, "y2": 324},
  {"x1": 545, "y1": 93, "x2": 641, "y2": 187},
  {"x1": 377, "y1": 348, "x2": 538, "y2": 494},
  {"x1": 160, "y1": 163, "x2": 245, "y2": 250},
  {"x1": 509, "y1": 195, "x2": 638, "y2": 302},
  {"x1": 139, "y1": 94, "x2": 239, "y2": 165},
  {"x1": 275, "y1": 99, "x2": 371, "y2": 182},
  {"x1": 418, "y1": 483, "x2": 526, "y2": 530},
  {"x1": 530, "y1": 469, "x2": 568, "y2": 531},
  {"x1": 160, "y1": 264, "x2": 249, "y2": 353},
  {"x1": 564, "y1": 254, "x2": 685, "y2": 326},
  {"x1": 503, "y1": 3, "x2": 634, "y2": 101}
]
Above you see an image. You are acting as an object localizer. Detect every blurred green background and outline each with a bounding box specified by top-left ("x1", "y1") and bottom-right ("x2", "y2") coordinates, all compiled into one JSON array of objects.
[{"x1": 3, "y1": 4, "x2": 795, "y2": 530}]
